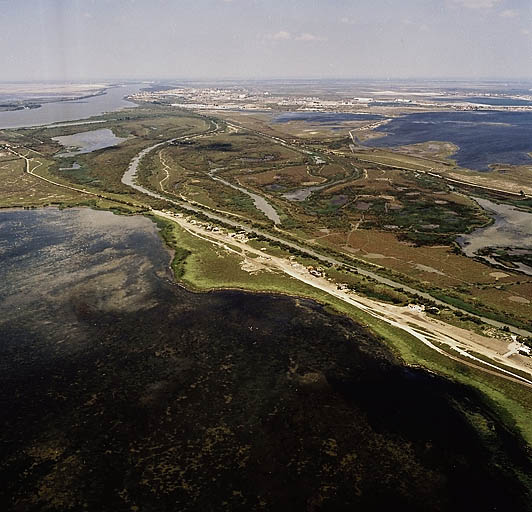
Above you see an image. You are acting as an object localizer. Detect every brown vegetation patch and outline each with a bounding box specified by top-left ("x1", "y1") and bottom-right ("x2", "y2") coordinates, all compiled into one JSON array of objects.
[{"x1": 243, "y1": 165, "x2": 320, "y2": 187}]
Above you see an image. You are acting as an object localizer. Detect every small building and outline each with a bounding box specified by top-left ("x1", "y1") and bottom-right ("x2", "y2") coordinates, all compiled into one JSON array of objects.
[{"x1": 518, "y1": 345, "x2": 531, "y2": 356}]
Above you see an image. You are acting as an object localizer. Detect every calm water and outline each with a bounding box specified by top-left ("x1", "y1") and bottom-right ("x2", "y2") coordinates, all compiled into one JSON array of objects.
[
  {"x1": 53, "y1": 128, "x2": 127, "y2": 157},
  {"x1": 0, "y1": 84, "x2": 141, "y2": 129},
  {"x1": 274, "y1": 112, "x2": 383, "y2": 124},
  {"x1": 434, "y1": 97, "x2": 532, "y2": 106},
  {"x1": 458, "y1": 198, "x2": 532, "y2": 275},
  {"x1": 282, "y1": 183, "x2": 328, "y2": 201},
  {"x1": 209, "y1": 167, "x2": 281, "y2": 224},
  {"x1": 366, "y1": 111, "x2": 532, "y2": 170},
  {"x1": 0, "y1": 208, "x2": 530, "y2": 511}
]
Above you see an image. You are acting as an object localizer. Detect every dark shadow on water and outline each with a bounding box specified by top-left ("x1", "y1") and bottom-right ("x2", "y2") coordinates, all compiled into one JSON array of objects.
[{"x1": 0, "y1": 208, "x2": 531, "y2": 511}]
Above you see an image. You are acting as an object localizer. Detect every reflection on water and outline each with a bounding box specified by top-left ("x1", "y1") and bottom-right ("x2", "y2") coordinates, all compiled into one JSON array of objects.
[
  {"x1": 209, "y1": 167, "x2": 281, "y2": 224},
  {"x1": 53, "y1": 128, "x2": 127, "y2": 157},
  {"x1": 282, "y1": 183, "x2": 327, "y2": 201},
  {"x1": 0, "y1": 84, "x2": 141, "y2": 129},
  {"x1": 458, "y1": 198, "x2": 532, "y2": 275},
  {"x1": 0, "y1": 208, "x2": 171, "y2": 318},
  {"x1": 0, "y1": 208, "x2": 530, "y2": 511}
]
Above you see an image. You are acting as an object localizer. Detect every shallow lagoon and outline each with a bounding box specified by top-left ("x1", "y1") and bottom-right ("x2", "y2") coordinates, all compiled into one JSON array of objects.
[
  {"x1": 366, "y1": 110, "x2": 532, "y2": 170},
  {"x1": 274, "y1": 111, "x2": 383, "y2": 124},
  {"x1": 434, "y1": 96, "x2": 532, "y2": 107},
  {"x1": 0, "y1": 208, "x2": 530, "y2": 511},
  {"x1": 458, "y1": 198, "x2": 532, "y2": 275},
  {"x1": 53, "y1": 128, "x2": 126, "y2": 157}
]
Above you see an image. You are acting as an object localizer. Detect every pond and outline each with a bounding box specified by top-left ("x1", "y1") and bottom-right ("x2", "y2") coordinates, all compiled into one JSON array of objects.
[{"x1": 53, "y1": 128, "x2": 127, "y2": 157}]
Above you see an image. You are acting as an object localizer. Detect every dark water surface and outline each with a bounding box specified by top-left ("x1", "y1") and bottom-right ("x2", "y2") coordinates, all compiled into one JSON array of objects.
[
  {"x1": 274, "y1": 112, "x2": 383, "y2": 124},
  {"x1": 434, "y1": 96, "x2": 532, "y2": 106},
  {"x1": 366, "y1": 110, "x2": 532, "y2": 170},
  {"x1": 1, "y1": 208, "x2": 530, "y2": 511}
]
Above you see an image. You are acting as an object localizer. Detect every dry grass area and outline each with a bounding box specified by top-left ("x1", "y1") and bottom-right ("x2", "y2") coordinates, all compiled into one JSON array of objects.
[
  {"x1": 320, "y1": 229, "x2": 507, "y2": 285},
  {"x1": 441, "y1": 167, "x2": 532, "y2": 196},
  {"x1": 215, "y1": 111, "x2": 310, "y2": 140},
  {"x1": 394, "y1": 141, "x2": 459, "y2": 161},
  {"x1": 0, "y1": 154, "x2": 82, "y2": 207},
  {"x1": 317, "y1": 163, "x2": 349, "y2": 179},
  {"x1": 471, "y1": 287, "x2": 531, "y2": 319},
  {"x1": 506, "y1": 281, "x2": 532, "y2": 298},
  {"x1": 242, "y1": 165, "x2": 323, "y2": 187},
  {"x1": 310, "y1": 227, "x2": 532, "y2": 324},
  {"x1": 351, "y1": 149, "x2": 452, "y2": 171}
]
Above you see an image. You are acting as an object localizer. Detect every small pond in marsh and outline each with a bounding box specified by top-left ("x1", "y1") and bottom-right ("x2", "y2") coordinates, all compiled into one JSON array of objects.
[
  {"x1": 53, "y1": 128, "x2": 127, "y2": 157},
  {"x1": 0, "y1": 208, "x2": 530, "y2": 511}
]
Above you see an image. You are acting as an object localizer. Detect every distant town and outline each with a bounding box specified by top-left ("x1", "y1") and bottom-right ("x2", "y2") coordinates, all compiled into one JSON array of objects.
[{"x1": 130, "y1": 84, "x2": 532, "y2": 113}]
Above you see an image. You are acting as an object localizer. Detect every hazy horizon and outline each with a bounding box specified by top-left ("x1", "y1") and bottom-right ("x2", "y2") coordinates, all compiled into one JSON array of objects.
[
  {"x1": 3, "y1": 76, "x2": 532, "y2": 84},
  {"x1": 1, "y1": 0, "x2": 531, "y2": 82}
]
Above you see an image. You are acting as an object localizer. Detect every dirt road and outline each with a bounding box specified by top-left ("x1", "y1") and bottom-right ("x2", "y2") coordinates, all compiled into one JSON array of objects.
[
  {"x1": 6, "y1": 138, "x2": 532, "y2": 387},
  {"x1": 153, "y1": 209, "x2": 532, "y2": 388}
]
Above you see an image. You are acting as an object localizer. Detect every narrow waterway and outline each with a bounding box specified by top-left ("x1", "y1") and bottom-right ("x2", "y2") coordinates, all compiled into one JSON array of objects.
[
  {"x1": 122, "y1": 138, "x2": 174, "y2": 197},
  {"x1": 208, "y1": 167, "x2": 281, "y2": 224}
]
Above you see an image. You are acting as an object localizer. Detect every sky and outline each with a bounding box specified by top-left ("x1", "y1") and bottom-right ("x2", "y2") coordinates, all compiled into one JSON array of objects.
[{"x1": 1, "y1": 0, "x2": 531, "y2": 81}]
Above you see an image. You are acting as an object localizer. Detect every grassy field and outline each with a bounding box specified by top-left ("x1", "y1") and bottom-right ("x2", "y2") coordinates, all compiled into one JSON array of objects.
[
  {"x1": 0, "y1": 151, "x2": 84, "y2": 208},
  {"x1": 350, "y1": 146, "x2": 532, "y2": 196}
]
